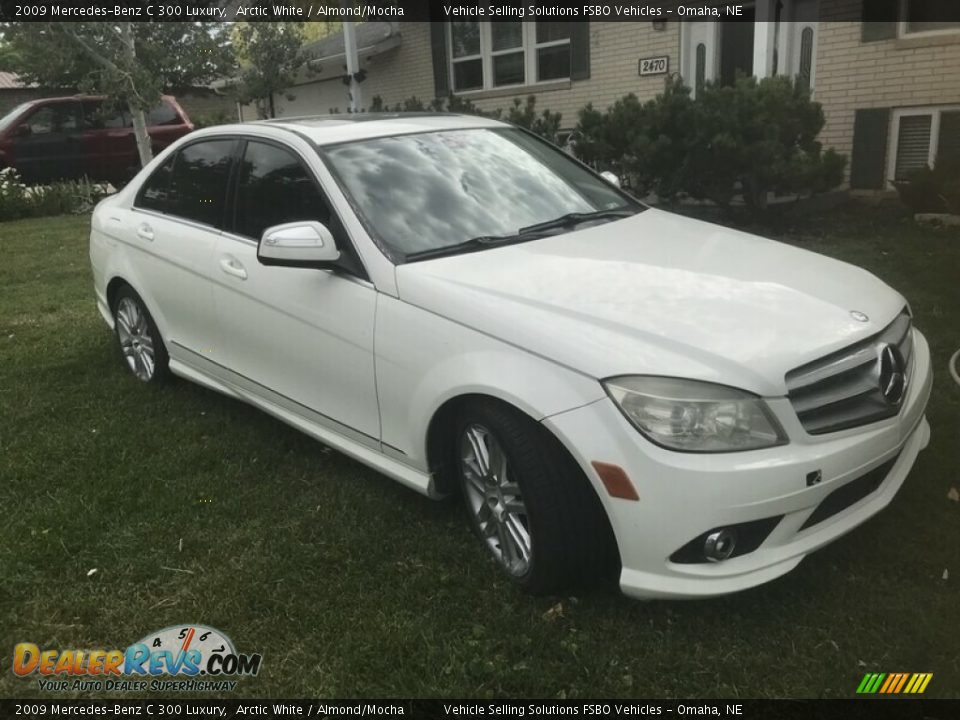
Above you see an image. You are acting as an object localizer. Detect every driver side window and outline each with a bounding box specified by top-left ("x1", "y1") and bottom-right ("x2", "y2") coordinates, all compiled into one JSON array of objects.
[
  {"x1": 234, "y1": 140, "x2": 331, "y2": 240},
  {"x1": 23, "y1": 103, "x2": 80, "y2": 136}
]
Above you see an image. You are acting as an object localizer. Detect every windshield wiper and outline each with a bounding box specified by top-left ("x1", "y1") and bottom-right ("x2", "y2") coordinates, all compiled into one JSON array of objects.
[
  {"x1": 405, "y1": 233, "x2": 523, "y2": 262},
  {"x1": 518, "y1": 207, "x2": 639, "y2": 236},
  {"x1": 404, "y1": 207, "x2": 641, "y2": 262}
]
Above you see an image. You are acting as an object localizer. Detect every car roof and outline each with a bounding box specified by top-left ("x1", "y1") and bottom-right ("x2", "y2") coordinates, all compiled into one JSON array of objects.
[
  {"x1": 18, "y1": 95, "x2": 177, "y2": 108},
  {"x1": 240, "y1": 113, "x2": 509, "y2": 146}
]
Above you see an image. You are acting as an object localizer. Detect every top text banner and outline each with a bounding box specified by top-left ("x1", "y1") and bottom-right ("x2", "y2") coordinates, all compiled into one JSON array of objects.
[{"x1": 2, "y1": 0, "x2": 956, "y2": 23}]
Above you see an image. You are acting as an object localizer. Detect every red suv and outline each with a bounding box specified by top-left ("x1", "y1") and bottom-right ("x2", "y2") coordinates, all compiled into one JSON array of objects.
[{"x1": 0, "y1": 95, "x2": 194, "y2": 185}]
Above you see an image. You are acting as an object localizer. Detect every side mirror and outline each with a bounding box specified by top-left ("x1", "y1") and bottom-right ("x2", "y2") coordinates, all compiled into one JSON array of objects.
[
  {"x1": 257, "y1": 221, "x2": 341, "y2": 269},
  {"x1": 600, "y1": 171, "x2": 621, "y2": 188},
  {"x1": 13, "y1": 124, "x2": 31, "y2": 138}
]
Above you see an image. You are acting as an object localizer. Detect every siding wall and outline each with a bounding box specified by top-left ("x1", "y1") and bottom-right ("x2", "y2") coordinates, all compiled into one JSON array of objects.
[
  {"x1": 278, "y1": 22, "x2": 682, "y2": 127},
  {"x1": 816, "y1": 1, "x2": 960, "y2": 183}
]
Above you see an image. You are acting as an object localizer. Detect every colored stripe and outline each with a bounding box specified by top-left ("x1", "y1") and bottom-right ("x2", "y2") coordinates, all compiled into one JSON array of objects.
[
  {"x1": 869, "y1": 673, "x2": 887, "y2": 693},
  {"x1": 883, "y1": 673, "x2": 900, "y2": 693},
  {"x1": 879, "y1": 674, "x2": 895, "y2": 693},
  {"x1": 917, "y1": 673, "x2": 932, "y2": 693},
  {"x1": 893, "y1": 673, "x2": 909, "y2": 693},
  {"x1": 903, "y1": 674, "x2": 919, "y2": 693},
  {"x1": 856, "y1": 673, "x2": 873, "y2": 693}
]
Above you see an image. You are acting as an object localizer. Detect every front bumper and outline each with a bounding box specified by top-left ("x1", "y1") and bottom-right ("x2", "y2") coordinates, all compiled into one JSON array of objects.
[{"x1": 543, "y1": 329, "x2": 933, "y2": 599}]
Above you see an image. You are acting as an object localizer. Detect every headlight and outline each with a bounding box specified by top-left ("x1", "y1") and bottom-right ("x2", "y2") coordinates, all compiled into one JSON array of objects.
[{"x1": 604, "y1": 376, "x2": 787, "y2": 453}]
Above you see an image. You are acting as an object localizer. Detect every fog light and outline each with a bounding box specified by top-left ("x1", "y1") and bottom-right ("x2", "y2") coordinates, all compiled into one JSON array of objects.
[{"x1": 703, "y1": 529, "x2": 737, "y2": 562}]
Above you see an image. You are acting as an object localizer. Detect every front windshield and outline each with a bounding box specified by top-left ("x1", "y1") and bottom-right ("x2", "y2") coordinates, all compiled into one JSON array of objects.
[
  {"x1": 322, "y1": 127, "x2": 638, "y2": 258},
  {"x1": 0, "y1": 102, "x2": 31, "y2": 132}
]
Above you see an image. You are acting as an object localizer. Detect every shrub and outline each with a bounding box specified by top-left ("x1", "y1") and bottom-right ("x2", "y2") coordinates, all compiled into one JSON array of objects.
[
  {"x1": 502, "y1": 96, "x2": 563, "y2": 145},
  {"x1": 0, "y1": 167, "x2": 109, "y2": 221},
  {"x1": 893, "y1": 157, "x2": 960, "y2": 214},
  {"x1": 191, "y1": 109, "x2": 235, "y2": 129},
  {"x1": 573, "y1": 75, "x2": 847, "y2": 210},
  {"x1": 366, "y1": 94, "x2": 563, "y2": 144}
]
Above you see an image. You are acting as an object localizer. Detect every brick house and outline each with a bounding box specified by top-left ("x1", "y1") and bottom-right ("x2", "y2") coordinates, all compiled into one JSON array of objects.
[{"x1": 260, "y1": 1, "x2": 959, "y2": 191}]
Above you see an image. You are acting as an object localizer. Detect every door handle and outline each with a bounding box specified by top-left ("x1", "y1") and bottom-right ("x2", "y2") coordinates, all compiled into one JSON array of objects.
[
  {"x1": 219, "y1": 256, "x2": 247, "y2": 280},
  {"x1": 136, "y1": 223, "x2": 154, "y2": 241}
]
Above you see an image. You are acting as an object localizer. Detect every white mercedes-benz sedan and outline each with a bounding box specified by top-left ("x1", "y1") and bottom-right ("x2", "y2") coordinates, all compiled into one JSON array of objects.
[{"x1": 89, "y1": 114, "x2": 932, "y2": 599}]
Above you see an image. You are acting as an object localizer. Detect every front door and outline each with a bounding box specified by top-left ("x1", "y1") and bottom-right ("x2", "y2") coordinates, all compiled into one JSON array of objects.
[
  {"x1": 13, "y1": 101, "x2": 84, "y2": 182},
  {"x1": 211, "y1": 138, "x2": 380, "y2": 443}
]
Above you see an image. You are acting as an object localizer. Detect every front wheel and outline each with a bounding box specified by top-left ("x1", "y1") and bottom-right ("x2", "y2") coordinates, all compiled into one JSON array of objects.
[
  {"x1": 112, "y1": 286, "x2": 169, "y2": 383},
  {"x1": 455, "y1": 400, "x2": 616, "y2": 595}
]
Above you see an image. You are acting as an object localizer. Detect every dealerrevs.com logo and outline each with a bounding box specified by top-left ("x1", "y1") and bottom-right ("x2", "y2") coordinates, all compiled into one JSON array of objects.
[{"x1": 13, "y1": 625, "x2": 262, "y2": 693}]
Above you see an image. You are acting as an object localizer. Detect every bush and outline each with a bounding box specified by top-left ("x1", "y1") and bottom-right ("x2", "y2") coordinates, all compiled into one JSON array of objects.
[
  {"x1": 191, "y1": 109, "x2": 235, "y2": 129},
  {"x1": 501, "y1": 96, "x2": 563, "y2": 145},
  {"x1": 893, "y1": 157, "x2": 960, "y2": 214},
  {"x1": 573, "y1": 75, "x2": 847, "y2": 211},
  {"x1": 0, "y1": 167, "x2": 109, "y2": 221},
  {"x1": 366, "y1": 94, "x2": 563, "y2": 144}
]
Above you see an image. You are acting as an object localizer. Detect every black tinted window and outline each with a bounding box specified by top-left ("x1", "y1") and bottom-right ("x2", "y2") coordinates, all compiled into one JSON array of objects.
[
  {"x1": 82, "y1": 100, "x2": 129, "y2": 129},
  {"x1": 23, "y1": 103, "x2": 81, "y2": 135},
  {"x1": 136, "y1": 140, "x2": 235, "y2": 226},
  {"x1": 148, "y1": 102, "x2": 180, "y2": 126},
  {"x1": 137, "y1": 155, "x2": 176, "y2": 213},
  {"x1": 234, "y1": 141, "x2": 330, "y2": 240}
]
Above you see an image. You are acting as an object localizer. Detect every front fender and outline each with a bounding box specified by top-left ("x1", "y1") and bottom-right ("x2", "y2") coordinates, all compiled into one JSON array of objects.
[{"x1": 374, "y1": 293, "x2": 605, "y2": 471}]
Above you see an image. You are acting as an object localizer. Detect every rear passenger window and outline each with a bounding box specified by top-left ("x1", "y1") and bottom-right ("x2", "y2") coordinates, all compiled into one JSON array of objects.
[
  {"x1": 234, "y1": 141, "x2": 331, "y2": 240},
  {"x1": 148, "y1": 102, "x2": 180, "y2": 126},
  {"x1": 137, "y1": 155, "x2": 176, "y2": 213},
  {"x1": 83, "y1": 100, "x2": 129, "y2": 129},
  {"x1": 135, "y1": 139, "x2": 236, "y2": 227}
]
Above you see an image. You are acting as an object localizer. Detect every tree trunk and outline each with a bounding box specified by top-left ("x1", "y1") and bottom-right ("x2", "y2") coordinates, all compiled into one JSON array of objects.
[
  {"x1": 119, "y1": 22, "x2": 153, "y2": 167},
  {"x1": 130, "y1": 106, "x2": 152, "y2": 168}
]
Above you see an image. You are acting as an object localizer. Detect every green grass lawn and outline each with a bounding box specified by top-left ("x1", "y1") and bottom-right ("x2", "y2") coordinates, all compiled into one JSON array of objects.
[{"x1": 1, "y1": 205, "x2": 959, "y2": 700}]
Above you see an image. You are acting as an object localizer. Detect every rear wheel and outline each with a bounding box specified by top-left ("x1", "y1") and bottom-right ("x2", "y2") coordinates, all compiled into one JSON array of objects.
[
  {"x1": 454, "y1": 400, "x2": 616, "y2": 594},
  {"x1": 112, "y1": 286, "x2": 169, "y2": 384}
]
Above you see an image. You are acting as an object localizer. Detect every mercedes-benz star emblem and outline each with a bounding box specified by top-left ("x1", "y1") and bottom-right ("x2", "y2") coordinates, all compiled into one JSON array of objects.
[
  {"x1": 878, "y1": 343, "x2": 906, "y2": 405},
  {"x1": 850, "y1": 310, "x2": 869, "y2": 323}
]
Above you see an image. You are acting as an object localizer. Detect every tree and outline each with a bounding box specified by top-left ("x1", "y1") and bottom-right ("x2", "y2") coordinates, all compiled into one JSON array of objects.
[
  {"x1": 1, "y1": 21, "x2": 233, "y2": 167},
  {"x1": 230, "y1": 21, "x2": 311, "y2": 119}
]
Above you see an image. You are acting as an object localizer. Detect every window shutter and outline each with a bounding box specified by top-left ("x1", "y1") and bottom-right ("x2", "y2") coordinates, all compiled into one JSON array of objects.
[
  {"x1": 894, "y1": 115, "x2": 932, "y2": 180},
  {"x1": 570, "y1": 22, "x2": 590, "y2": 80},
  {"x1": 850, "y1": 108, "x2": 891, "y2": 189},
  {"x1": 861, "y1": 0, "x2": 899, "y2": 42},
  {"x1": 798, "y1": 27, "x2": 814, "y2": 92},
  {"x1": 936, "y1": 111, "x2": 960, "y2": 169},
  {"x1": 430, "y1": 23, "x2": 450, "y2": 98}
]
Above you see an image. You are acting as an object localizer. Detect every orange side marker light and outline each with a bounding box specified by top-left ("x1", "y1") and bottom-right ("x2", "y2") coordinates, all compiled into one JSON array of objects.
[{"x1": 592, "y1": 461, "x2": 640, "y2": 501}]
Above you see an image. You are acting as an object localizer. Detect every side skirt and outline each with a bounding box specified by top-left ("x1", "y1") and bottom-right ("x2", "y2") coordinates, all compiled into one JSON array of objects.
[{"x1": 167, "y1": 348, "x2": 439, "y2": 499}]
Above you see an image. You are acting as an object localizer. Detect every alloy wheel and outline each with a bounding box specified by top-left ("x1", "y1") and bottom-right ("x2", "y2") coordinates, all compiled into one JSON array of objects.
[
  {"x1": 460, "y1": 423, "x2": 532, "y2": 576},
  {"x1": 115, "y1": 296, "x2": 156, "y2": 382}
]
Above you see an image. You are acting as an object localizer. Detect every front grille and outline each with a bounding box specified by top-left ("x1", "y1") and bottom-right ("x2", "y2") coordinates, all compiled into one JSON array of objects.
[
  {"x1": 799, "y1": 454, "x2": 899, "y2": 531},
  {"x1": 786, "y1": 311, "x2": 913, "y2": 435}
]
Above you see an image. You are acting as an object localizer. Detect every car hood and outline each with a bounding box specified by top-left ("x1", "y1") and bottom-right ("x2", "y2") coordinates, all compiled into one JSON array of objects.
[{"x1": 394, "y1": 209, "x2": 906, "y2": 396}]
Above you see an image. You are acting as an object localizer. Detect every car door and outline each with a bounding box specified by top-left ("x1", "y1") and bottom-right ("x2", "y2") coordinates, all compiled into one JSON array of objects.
[
  {"x1": 13, "y1": 101, "x2": 84, "y2": 182},
  {"x1": 128, "y1": 138, "x2": 237, "y2": 361},
  {"x1": 210, "y1": 138, "x2": 380, "y2": 443},
  {"x1": 81, "y1": 99, "x2": 135, "y2": 183}
]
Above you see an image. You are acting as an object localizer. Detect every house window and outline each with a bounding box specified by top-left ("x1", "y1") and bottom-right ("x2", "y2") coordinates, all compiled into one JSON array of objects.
[
  {"x1": 899, "y1": 0, "x2": 960, "y2": 35},
  {"x1": 535, "y1": 23, "x2": 572, "y2": 82},
  {"x1": 449, "y1": 22, "x2": 572, "y2": 93},
  {"x1": 889, "y1": 106, "x2": 960, "y2": 181},
  {"x1": 451, "y1": 21, "x2": 483, "y2": 92}
]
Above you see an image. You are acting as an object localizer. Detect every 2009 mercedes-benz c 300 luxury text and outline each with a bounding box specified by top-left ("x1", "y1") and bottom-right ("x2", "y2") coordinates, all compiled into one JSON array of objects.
[{"x1": 90, "y1": 114, "x2": 932, "y2": 599}]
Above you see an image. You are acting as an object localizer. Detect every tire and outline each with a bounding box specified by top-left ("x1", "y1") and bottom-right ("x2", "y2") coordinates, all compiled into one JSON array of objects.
[
  {"x1": 111, "y1": 285, "x2": 169, "y2": 384},
  {"x1": 454, "y1": 399, "x2": 617, "y2": 595}
]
